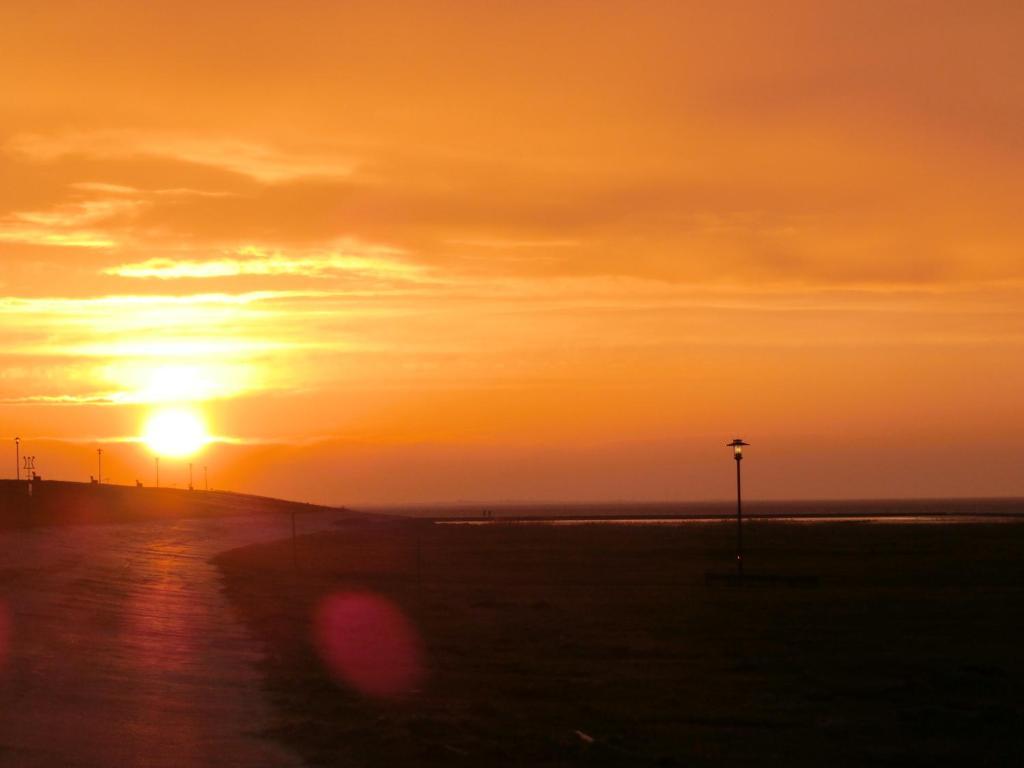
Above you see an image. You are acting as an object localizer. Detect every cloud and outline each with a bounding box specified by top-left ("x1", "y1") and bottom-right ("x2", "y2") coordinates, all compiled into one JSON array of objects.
[
  {"x1": 0, "y1": 288, "x2": 391, "y2": 407},
  {"x1": 0, "y1": 226, "x2": 116, "y2": 248},
  {"x1": 6, "y1": 131, "x2": 355, "y2": 184},
  {"x1": 0, "y1": 289, "x2": 339, "y2": 314},
  {"x1": 104, "y1": 244, "x2": 426, "y2": 282},
  {"x1": 445, "y1": 238, "x2": 582, "y2": 249},
  {"x1": 0, "y1": 393, "x2": 118, "y2": 405},
  {"x1": 0, "y1": 183, "x2": 143, "y2": 249},
  {"x1": 0, "y1": 289, "x2": 322, "y2": 359}
]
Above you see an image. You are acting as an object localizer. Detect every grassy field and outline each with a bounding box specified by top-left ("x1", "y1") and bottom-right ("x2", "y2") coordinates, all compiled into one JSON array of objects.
[{"x1": 215, "y1": 517, "x2": 1024, "y2": 766}]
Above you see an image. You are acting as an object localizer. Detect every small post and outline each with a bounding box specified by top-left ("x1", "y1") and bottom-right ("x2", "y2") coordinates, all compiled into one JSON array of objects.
[
  {"x1": 189, "y1": 463, "x2": 194, "y2": 491},
  {"x1": 97, "y1": 448, "x2": 103, "y2": 485},
  {"x1": 291, "y1": 509, "x2": 297, "y2": 570},
  {"x1": 204, "y1": 465, "x2": 208, "y2": 491},
  {"x1": 15, "y1": 437, "x2": 20, "y2": 481},
  {"x1": 416, "y1": 527, "x2": 423, "y2": 599},
  {"x1": 155, "y1": 457, "x2": 160, "y2": 488},
  {"x1": 727, "y1": 439, "x2": 750, "y2": 576}
]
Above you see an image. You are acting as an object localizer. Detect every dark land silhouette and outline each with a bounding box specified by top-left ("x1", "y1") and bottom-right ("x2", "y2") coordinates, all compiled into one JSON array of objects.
[
  {"x1": 1, "y1": 484, "x2": 1022, "y2": 765},
  {"x1": 216, "y1": 505, "x2": 1024, "y2": 766},
  {"x1": 0, "y1": 478, "x2": 361, "y2": 528}
]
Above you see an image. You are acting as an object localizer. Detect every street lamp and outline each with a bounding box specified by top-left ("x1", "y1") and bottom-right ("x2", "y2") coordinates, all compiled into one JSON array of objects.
[
  {"x1": 15, "y1": 437, "x2": 20, "y2": 481},
  {"x1": 727, "y1": 439, "x2": 750, "y2": 575},
  {"x1": 97, "y1": 448, "x2": 103, "y2": 485}
]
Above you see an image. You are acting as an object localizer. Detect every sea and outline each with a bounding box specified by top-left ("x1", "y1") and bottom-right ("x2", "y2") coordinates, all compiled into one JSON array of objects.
[{"x1": 358, "y1": 497, "x2": 1024, "y2": 525}]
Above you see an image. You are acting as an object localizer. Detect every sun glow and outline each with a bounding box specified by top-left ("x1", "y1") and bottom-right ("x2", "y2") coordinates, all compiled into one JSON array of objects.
[{"x1": 142, "y1": 409, "x2": 210, "y2": 458}]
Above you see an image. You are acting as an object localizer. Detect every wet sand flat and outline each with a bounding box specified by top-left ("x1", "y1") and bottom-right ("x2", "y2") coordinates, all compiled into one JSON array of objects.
[{"x1": 217, "y1": 515, "x2": 1024, "y2": 767}]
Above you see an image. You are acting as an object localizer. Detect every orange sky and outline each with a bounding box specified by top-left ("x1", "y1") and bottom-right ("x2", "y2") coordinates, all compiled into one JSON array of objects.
[{"x1": 2, "y1": 1, "x2": 1022, "y2": 504}]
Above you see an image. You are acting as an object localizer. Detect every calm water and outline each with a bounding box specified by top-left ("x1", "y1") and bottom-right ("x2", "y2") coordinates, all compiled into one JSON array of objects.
[
  {"x1": 368, "y1": 497, "x2": 1024, "y2": 524},
  {"x1": 437, "y1": 514, "x2": 1024, "y2": 527}
]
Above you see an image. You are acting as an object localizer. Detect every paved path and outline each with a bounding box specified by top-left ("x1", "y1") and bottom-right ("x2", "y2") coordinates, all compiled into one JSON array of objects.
[{"x1": 0, "y1": 511, "x2": 342, "y2": 766}]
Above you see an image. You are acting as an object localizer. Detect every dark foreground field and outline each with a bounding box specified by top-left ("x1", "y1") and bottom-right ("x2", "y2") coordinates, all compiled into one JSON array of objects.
[{"x1": 215, "y1": 517, "x2": 1024, "y2": 767}]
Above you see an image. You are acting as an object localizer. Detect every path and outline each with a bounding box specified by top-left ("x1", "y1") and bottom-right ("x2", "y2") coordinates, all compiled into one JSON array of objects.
[{"x1": 0, "y1": 511, "x2": 342, "y2": 766}]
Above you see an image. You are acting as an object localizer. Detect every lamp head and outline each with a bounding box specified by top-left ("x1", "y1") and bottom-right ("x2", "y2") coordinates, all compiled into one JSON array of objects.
[{"x1": 727, "y1": 438, "x2": 750, "y2": 459}]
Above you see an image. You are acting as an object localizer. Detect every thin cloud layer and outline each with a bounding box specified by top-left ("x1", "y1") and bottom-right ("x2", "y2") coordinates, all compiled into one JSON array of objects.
[
  {"x1": 7, "y1": 131, "x2": 355, "y2": 183},
  {"x1": 105, "y1": 246, "x2": 424, "y2": 281}
]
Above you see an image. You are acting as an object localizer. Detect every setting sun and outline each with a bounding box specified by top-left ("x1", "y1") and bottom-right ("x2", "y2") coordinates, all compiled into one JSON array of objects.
[{"x1": 142, "y1": 409, "x2": 210, "y2": 458}]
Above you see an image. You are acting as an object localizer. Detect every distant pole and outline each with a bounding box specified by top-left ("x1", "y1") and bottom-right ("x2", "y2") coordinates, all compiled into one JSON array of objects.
[
  {"x1": 155, "y1": 457, "x2": 160, "y2": 488},
  {"x1": 727, "y1": 439, "x2": 750, "y2": 576},
  {"x1": 204, "y1": 465, "x2": 208, "y2": 491},
  {"x1": 189, "y1": 463, "x2": 193, "y2": 491},
  {"x1": 736, "y1": 457, "x2": 742, "y2": 574},
  {"x1": 15, "y1": 437, "x2": 20, "y2": 481},
  {"x1": 291, "y1": 509, "x2": 297, "y2": 570},
  {"x1": 416, "y1": 526, "x2": 422, "y2": 599},
  {"x1": 97, "y1": 448, "x2": 103, "y2": 485}
]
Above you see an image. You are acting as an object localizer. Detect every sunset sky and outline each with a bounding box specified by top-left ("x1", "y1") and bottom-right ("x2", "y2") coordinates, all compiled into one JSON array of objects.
[{"x1": 2, "y1": 1, "x2": 1022, "y2": 504}]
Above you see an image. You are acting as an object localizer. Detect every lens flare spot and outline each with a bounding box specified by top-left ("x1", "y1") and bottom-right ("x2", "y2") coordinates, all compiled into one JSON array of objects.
[{"x1": 314, "y1": 592, "x2": 424, "y2": 699}]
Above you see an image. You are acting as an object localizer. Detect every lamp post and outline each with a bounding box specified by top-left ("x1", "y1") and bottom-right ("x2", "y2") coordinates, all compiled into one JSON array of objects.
[
  {"x1": 15, "y1": 437, "x2": 20, "y2": 481},
  {"x1": 204, "y1": 465, "x2": 208, "y2": 491},
  {"x1": 155, "y1": 457, "x2": 160, "y2": 488},
  {"x1": 727, "y1": 439, "x2": 750, "y2": 575},
  {"x1": 189, "y1": 463, "x2": 194, "y2": 491},
  {"x1": 97, "y1": 448, "x2": 103, "y2": 485}
]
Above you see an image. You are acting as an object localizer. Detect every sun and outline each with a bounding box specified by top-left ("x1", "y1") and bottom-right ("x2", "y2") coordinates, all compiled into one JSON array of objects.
[{"x1": 142, "y1": 408, "x2": 210, "y2": 457}]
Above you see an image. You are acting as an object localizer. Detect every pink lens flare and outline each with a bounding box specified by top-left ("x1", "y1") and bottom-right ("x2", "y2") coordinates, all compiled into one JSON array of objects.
[{"x1": 314, "y1": 592, "x2": 425, "y2": 699}]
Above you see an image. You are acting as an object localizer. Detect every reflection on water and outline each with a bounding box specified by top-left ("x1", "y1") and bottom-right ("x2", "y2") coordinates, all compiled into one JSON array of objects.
[
  {"x1": 438, "y1": 515, "x2": 1024, "y2": 527},
  {"x1": 382, "y1": 498, "x2": 1023, "y2": 524}
]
